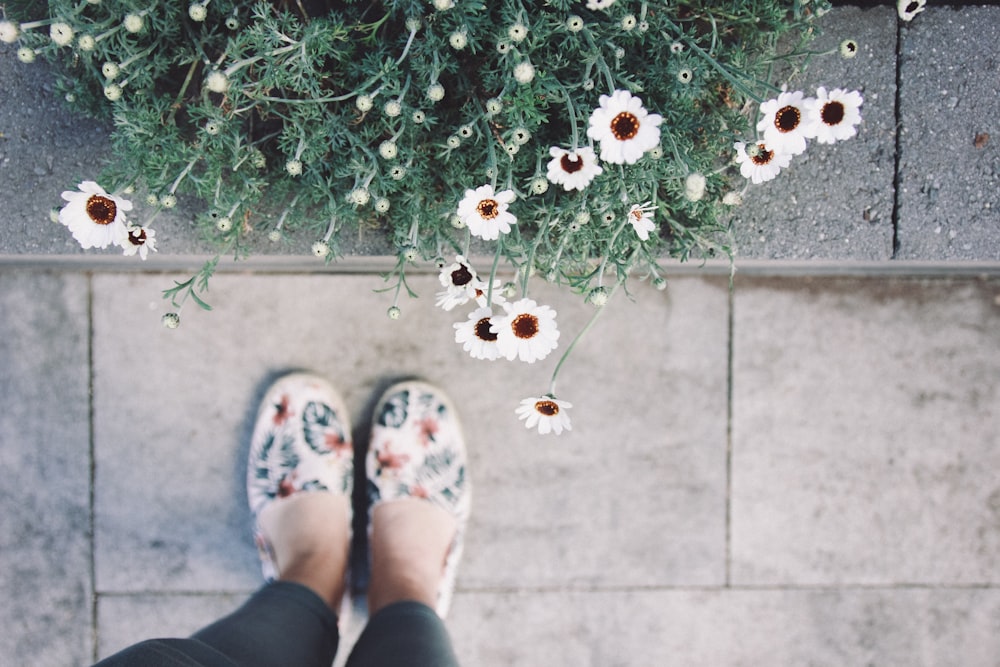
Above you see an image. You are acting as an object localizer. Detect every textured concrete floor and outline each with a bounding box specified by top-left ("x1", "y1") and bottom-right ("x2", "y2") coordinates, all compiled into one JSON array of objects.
[
  {"x1": 1, "y1": 268, "x2": 998, "y2": 666},
  {"x1": 2, "y1": 4, "x2": 1000, "y2": 666}
]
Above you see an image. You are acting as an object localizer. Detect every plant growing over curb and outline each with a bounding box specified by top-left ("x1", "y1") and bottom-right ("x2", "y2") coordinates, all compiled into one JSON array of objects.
[{"x1": 4, "y1": 0, "x2": 862, "y2": 433}]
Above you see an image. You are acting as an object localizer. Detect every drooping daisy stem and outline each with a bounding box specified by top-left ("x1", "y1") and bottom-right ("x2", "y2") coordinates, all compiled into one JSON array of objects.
[
  {"x1": 168, "y1": 156, "x2": 200, "y2": 194},
  {"x1": 548, "y1": 280, "x2": 619, "y2": 397},
  {"x1": 522, "y1": 215, "x2": 551, "y2": 296},
  {"x1": 486, "y1": 235, "x2": 504, "y2": 306}
]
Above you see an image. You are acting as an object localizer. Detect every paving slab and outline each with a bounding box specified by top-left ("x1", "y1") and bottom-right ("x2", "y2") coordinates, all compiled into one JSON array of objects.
[
  {"x1": 731, "y1": 275, "x2": 1000, "y2": 585},
  {"x1": 896, "y1": 6, "x2": 1000, "y2": 260},
  {"x1": 447, "y1": 587, "x2": 1000, "y2": 666},
  {"x1": 0, "y1": 270, "x2": 93, "y2": 665},
  {"x1": 91, "y1": 272, "x2": 729, "y2": 594},
  {"x1": 728, "y1": 5, "x2": 897, "y2": 260},
  {"x1": 96, "y1": 593, "x2": 248, "y2": 660}
]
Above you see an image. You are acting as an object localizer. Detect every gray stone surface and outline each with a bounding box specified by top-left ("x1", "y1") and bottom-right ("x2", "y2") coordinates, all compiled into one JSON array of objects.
[
  {"x1": 91, "y1": 273, "x2": 729, "y2": 592},
  {"x1": 0, "y1": 271, "x2": 93, "y2": 665},
  {"x1": 97, "y1": 593, "x2": 248, "y2": 659},
  {"x1": 448, "y1": 588, "x2": 1000, "y2": 666},
  {"x1": 731, "y1": 276, "x2": 1000, "y2": 585},
  {"x1": 729, "y1": 5, "x2": 897, "y2": 260},
  {"x1": 896, "y1": 7, "x2": 1000, "y2": 260},
  {"x1": 3, "y1": 264, "x2": 1000, "y2": 666}
]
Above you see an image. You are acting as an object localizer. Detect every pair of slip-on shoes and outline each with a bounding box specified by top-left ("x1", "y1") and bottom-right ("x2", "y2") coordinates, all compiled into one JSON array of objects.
[{"x1": 246, "y1": 373, "x2": 471, "y2": 619}]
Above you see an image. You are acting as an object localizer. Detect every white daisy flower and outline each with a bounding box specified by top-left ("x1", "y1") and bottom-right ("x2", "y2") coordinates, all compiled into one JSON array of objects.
[
  {"x1": 50, "y1": 22, "x2": 74, "y2": 46},
  {"x1": 58, "y1": 181, "x2": 132, "y2": 249},
  {"x1": 898, "y1": 0, "x2": 926, "y2": 21},
  {"x1": 122, "y1": 224, "x2": 156, "y2": 260},
  {"x1": 546, "y1": 146, "x2": 603, "y2": 191},
  {"x1": 436, "y1": 255, "x2": 479, "y2": 311},
  {"x1": 0, "y1": 20, "x2": 19, "y2": 44},
  {"x1": 456, "y1": 184, "x2": 517, "y2": 241},
  {"x1": 757, "y1": 90, "x2": 811, "y2": 156},
  {"x1": 586, "y1": 89, "x2": 663, "y2": 165},
  {"x1": 492, "y1": 298, "x2": 559, "y2": 363},
  {"x1": 733, "y1": 140, "x2": 793, "y2": 184},
  {"x1": 454, "y1": 307, "x2": 503, "y2": 361},
  {"x1": 516, "y1": 395, "x2": 572, "y2": 435},
  {"x1": 802, "y1": 87, "x2": 864, "y2": 144},
  {"x1": 626, "y1": 202, "x2": 657, "y2": 241}
]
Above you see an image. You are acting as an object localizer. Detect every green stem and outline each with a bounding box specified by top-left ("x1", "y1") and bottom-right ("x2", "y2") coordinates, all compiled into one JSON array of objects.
[{"x1": 548, "y1": 281, "x2": 619, "y2": 396}]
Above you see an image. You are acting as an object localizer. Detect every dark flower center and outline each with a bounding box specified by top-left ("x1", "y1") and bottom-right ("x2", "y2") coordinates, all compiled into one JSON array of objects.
[
  {"x1": 535, "y1": 400, "x2": 559, "y2": 416},
  {"x1": 127, "y1": 228, "x2": 147, "y2": 246},
  {"x1": 477, "y1": 199, "x2": 499, "y2": 220},
  {"x1": 610, "y1": 111, "x2": 639, "y2": 140},
  {"x1": 512, "y1": 313, "x2": 539, "y2": 339},
  {"x1": 774, "y1": 105, "x2": 801, "y2": 133},
  {"x1": 474, "y1": 317, "x2": 498, "y2": 342},
  {"x1": 821, "y1": 101, "x2": 845, "y2": 126},
  {"x1": 750, "y1": 144, "x2": 774, "y2": 166},
  {"x1": 86, "y1": 195, "x2": 117, "y2": 225},
  {"x1": 451, "y1": 265, "x2": 473, "y2": 286},
  {"x1": 560, "y1": 154, "x2": 584, "y2": 173}
]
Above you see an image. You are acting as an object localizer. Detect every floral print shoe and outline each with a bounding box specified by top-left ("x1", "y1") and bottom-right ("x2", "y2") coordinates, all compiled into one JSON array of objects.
[
  {"x1": 367, "y1": 380, "x2": 471, "y2": 618},
  {"x1": 247, "y1": 372, "x2": 354, "y2": 581}
]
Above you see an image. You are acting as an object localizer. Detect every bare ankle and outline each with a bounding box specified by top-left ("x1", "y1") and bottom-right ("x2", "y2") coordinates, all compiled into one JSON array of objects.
[{"x1": 367, "y1": 499, "x2": 456, "y2": 615}]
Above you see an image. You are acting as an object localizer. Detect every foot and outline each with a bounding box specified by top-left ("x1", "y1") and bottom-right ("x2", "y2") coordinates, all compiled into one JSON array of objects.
[
  {"x1": 247, "y1": 373, "x2": 354, "y2": 608},
  {"x1": 365, "y1": 381, "x2": 471, "y2": 618}
]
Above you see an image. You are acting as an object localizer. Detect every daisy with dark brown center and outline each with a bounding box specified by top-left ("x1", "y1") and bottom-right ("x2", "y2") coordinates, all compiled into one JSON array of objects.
[
  {"x1": 516, "y1": 395, "x2": 573, "y2": 435},
  {"x1": 58, "y1": 180, "x2": 132, "y2": 249},
  {"x1": 546, "y1": 146, "x2": 603, "y2": 191},
  {"x1": 586, "y1": 89, "x2": 663, "y2": 165},
  {"x1": 456, "y1": 184, "x2": 517, "y2": 240},
  {"x1": 733, "y1": 140, "x2": 793, "y2": 184},
  {"x1": 454, "y1": 307, "x2": 503, "y2": 360},
  {"x1": 492, "y1": 298, "x2": 560, "y2": 363},
  {"x1": 121, "y1": 224, "x2": 157, "y2": 260},
  {"x1": 803, "y1": 87, "x2": 864, "y2": 145},
  {"x1": 436, "y1": 255, "x2": 484, "y2": 311},
  {"x1": 757, "y1": 90, "x2": 810, "y2": 156}
]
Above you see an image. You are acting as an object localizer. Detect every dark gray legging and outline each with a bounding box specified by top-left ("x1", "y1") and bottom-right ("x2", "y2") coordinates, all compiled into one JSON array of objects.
[{"x1": 94, "y1": 582, "x2": 460, "y2": 667}]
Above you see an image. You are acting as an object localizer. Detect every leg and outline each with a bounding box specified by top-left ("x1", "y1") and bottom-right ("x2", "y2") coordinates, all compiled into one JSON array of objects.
[
  {"x1": 347, "y1": 381, "x2": 470, "y2": 667},
  {"x1": 346, "y1": 499, "x2": 460, "y2": 667},
  {"x1": 95, "y1": 494, "x2": 349, "y2": 667}
]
